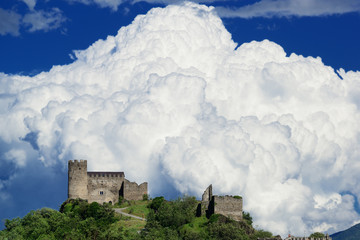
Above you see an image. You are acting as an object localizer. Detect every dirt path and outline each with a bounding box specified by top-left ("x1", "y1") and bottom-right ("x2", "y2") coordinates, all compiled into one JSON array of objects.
[{"x1": 114, "y1": 207, "x2": 146, "y2": 221}]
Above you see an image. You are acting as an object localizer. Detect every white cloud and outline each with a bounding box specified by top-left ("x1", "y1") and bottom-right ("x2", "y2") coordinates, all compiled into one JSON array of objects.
[
  {"x1": 0, "y1": 8, "x2": 21, "y2": 36},
  {"x1": 5, "y1": 149, "x2": 27, "y2": 167},
  {"x1": 68, "y1": 0, "x2": 126, "y2": 11},
  {"x1": 22, "y1": 0, "x2": 37, "y2": 11},
  {"x1": 0, "y1": 4, "x2": 66, "y2": 36},
  {"x1": 69, "y1": 0, "x2": 219, "y2": 11},
  {"x1": 216, "y1": 0, "x2": 360, "y2": 18},
  {"x1": 1, "y1": 2, "x2": 360, "y2": 236},
  {"x1": 23, "y1": 8, "x2": 66, "y2": 32}
]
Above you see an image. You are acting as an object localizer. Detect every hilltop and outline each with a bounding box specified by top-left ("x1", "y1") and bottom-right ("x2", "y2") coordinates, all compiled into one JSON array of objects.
[{"x1": 0, "y1": 197, "x2": 274, "y2": 240}]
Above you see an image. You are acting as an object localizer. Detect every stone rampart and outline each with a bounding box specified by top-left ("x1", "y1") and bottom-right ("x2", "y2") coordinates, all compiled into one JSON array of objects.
[
  {"x1": 213, "y1": 195, "x2": 243, "y2": 221},
  {"x1": 284, "y1": 236, "x2": 331, "y2": 240},
  {"x1": 87, "y1": 172, "x2": 125, "y2": 204},
  {"x1": 123, "y1": 179, "x2": 148, "y2": 201},
  {"x1": 200, "y1": 184, "x2": 243, "y2": 221}
]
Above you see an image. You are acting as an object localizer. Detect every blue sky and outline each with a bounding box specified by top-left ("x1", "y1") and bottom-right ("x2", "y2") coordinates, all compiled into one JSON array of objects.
[
  {"x1": 1, "y1": 0, "x2": 360, "y2": 74},
  {"x1": 1, "y1": 0, "x2": 360, "y2": 236}
]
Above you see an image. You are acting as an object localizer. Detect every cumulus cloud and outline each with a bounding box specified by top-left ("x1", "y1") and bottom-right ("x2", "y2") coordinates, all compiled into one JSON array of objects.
[
  {"x1": 216, "y1": 0, "x2": 360, "y2": 18},
  {"x1": 69, "y1": 0, "x2": 223, "y2": 11},
  {"x1": 1, "y1": 2, "x2": 360, "y2": 236}
]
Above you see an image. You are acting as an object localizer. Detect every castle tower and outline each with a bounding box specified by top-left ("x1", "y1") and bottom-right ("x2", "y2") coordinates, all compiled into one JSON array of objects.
[{"x1": 68, "y1": 160, "x2": 88, "y2": 200}]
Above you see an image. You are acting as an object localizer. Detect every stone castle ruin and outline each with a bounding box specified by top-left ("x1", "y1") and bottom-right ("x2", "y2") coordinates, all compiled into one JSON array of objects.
[
  {"x1": 283, "y1": 235, "x2": 332, "y2": 240},
  {"x1": 199, "y1": 184, "x2": 243, "y2": 221},
  {"x1": 68, "y1": 160, "x2": 148, "y2": 204}
]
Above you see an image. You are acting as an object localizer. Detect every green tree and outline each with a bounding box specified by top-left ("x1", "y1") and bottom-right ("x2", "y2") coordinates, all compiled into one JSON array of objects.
[
  {"x1": 243, "y1": 211, "x2": 253, "y2": 226},
  {"x1": 148, "y1": 196, "x2": 165, "y2": 212},
  {"x1": 309, "y1": 232, "x2": 325, "y2": 238}
]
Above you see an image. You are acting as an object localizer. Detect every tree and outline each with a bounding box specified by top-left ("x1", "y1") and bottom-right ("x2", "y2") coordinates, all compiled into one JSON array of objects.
[
  {"x1": 243, "y1": 212, "x2": 253, "y2": 226},
  {"x1": 309, "y1": 232, "x2": 325, "y2": 238}
]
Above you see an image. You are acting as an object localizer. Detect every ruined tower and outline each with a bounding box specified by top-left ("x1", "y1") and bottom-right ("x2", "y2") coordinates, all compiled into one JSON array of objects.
[
  {"x1": 200, "y1": 184, "x2": 243, "y2": 221},
  {"x1": 68, "y1": 160, "x2": 88, "y2": 199}
]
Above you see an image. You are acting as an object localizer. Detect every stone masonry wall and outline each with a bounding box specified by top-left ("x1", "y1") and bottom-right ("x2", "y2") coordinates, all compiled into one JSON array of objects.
[
  {"x1": 201, "y1": 185, "x2": 213, "y2": 217},
  {"x1": 284, "y1": 236, "x2": 331, "y2": 240},
  {"x1": 200, "y1": 184, "x2": 243, "y2": 221},
  {"x1": 123, "y1": 179, "x2": 148, "y2": 201},
  {"x1": 68, "y1": 159, "x2": 148, "y2": 203},
  {"x1": 68, "y1": 160, "x2": 88, "y2": 200},
  {"x1": 87, "y1": 172, "x2": 124, "y2": 204},
  {"x1": 213, "y1": 195, "x2": 243, "y2": 221}
]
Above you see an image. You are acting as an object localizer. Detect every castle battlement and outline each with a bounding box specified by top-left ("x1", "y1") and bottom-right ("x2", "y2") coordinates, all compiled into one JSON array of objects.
[
  {"x1": 68, "y1": 159, "x2": 87, "y2": 166},
  {"x1": 68, "y1": 159, "x2": 147, "y2": 204},
  {"x1": 87, "y1": 172, "x2": 125, "y2": 178}
]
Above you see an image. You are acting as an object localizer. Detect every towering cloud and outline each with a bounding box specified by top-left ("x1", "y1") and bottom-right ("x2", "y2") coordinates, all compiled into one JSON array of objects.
[{"x1": 1, "y1": 2, "x2": 360, "y2": 236}]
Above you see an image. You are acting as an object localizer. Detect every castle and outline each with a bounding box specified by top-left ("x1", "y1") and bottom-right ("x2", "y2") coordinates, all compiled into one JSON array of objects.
[
  {"x1": 68, "y1": 160, "x2": 148, "y2": 204},
  {"x1": 199, "y1": 184, "x2": 243, "y2": 221},
  {"x1": 67, "y1": 162, "x2": 332, "y2": 240},
  {"x1": 258, "y1": 235, "x2": 332, "y2": 240},
  {"x1": 283, "y1": 235, "x2": 331, "y2": 240}
]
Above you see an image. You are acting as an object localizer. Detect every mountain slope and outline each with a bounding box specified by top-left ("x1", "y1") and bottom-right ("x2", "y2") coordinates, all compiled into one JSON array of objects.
[{"x1": 331, "y1": 223, "x2": 360, "y2": 240}]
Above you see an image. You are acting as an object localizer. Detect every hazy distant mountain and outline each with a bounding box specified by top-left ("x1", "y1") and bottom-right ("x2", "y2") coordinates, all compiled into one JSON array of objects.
[{"x1": 331, "y1": 223, "x2": 360, "y2": 240}]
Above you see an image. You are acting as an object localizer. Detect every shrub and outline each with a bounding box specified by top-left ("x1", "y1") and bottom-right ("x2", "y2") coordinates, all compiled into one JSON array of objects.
[{"x1": 143, "y1": 194, "x2": 149, "y2": 201}]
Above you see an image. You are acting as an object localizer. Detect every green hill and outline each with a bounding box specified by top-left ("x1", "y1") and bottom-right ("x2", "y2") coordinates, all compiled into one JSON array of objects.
[
  {"x1": 331, "y1": 223, "x2": 360, "y2": 240},
  {"x1": 0, "y1": 196, "x2": 275, "y2": 240}
]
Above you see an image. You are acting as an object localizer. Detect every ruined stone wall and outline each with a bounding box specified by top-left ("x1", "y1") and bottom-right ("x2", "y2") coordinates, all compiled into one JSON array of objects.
[
  {"x1": 201, "y1": 185, "x2": 213, "y2": 217},
  {"x1": 68, "y1": 160, "x2": 88, "y2": 200},
  {"x1": 200, "y1": 184, "x2": 243, "y2": 221},
  {"x1": 213, "y1": 195, "x2": 243, "y2": 221},
  {"x1": 257, "y1": 237, "x2": 281, "y2": 240},
  {"x1": 123, "y1": 179, "x2": 148, "y2": 201},
  {"x1": 87, "y1": 172, "x2": 124, "y2": 204},
  {"x1": 284, "y1": 236, "x2": 331, "y2": 240}
]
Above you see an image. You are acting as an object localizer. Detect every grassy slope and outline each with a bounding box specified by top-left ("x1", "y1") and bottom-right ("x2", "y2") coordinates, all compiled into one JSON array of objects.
[{"x1": 117, "y1": 200, "x2": 150, "y2": 218}]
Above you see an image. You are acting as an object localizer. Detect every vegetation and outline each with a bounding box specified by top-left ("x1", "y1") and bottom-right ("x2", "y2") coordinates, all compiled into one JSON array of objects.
[
  {"x1": 0, "y1": 196, "x2": 274, "y2": 240},
  {"x1": 310, "y1": 232, "x2": 325, "y2": 238},
  {"x1": 141, "y1": 196, "x2": 273, "y2": 240},
  {"x1": 0, "y1": 199, "x2": 136, "y2": 239}
]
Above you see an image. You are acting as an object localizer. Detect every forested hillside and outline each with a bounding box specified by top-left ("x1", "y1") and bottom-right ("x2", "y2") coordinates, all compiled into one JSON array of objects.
[{"x1": 0, "y1": 197, "x2": 275, "y2": 240}]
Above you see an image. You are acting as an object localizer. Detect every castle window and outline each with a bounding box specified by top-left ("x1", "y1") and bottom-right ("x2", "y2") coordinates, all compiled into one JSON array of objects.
[
  {"x1": 102, "y1": 174, "x2": 105, "y2": 177},
  {"x1": 100, "y1": 191, "x2": 104, "y2": 195}
]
